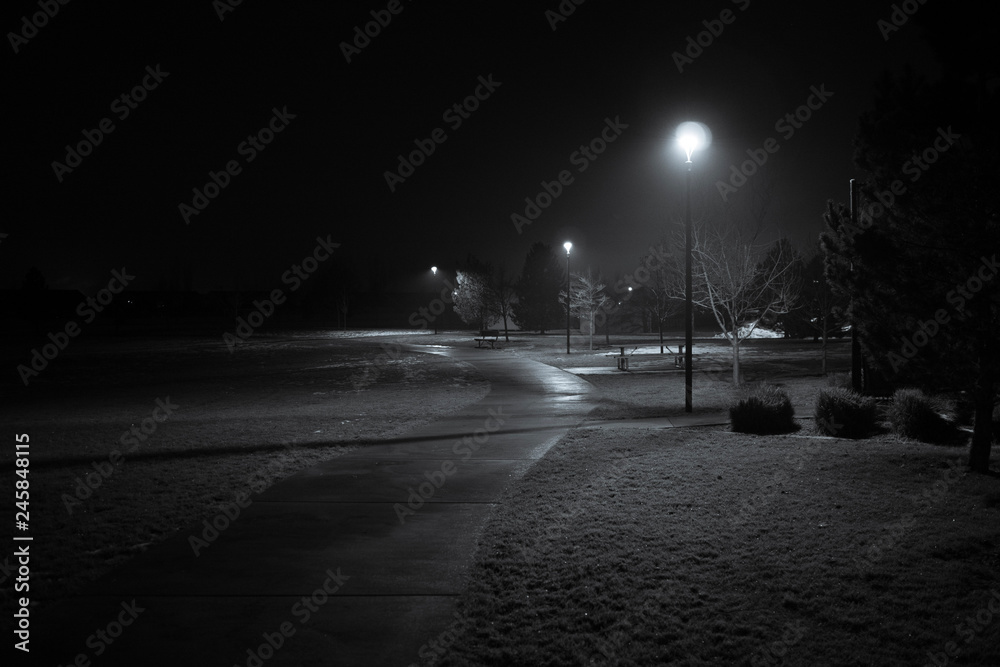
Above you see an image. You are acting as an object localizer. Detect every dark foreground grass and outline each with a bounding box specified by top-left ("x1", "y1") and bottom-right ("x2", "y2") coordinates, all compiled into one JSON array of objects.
[{"x1": 439, "y1": 426, "x2": 1000, "y2": 667}]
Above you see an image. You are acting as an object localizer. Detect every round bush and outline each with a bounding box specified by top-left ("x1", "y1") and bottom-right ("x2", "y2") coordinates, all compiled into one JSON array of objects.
[
  {"x1": 729, "y1": 383, "x2": 796, "y2": 434},
  {"x1": 814, "y1": 387, "x2": 879, "y2": 439},
  {"x1": 888, "y1": 388, "x2": 952, "y2": 443}
]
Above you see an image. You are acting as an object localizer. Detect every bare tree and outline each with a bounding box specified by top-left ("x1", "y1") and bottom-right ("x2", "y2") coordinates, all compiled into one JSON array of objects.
[
  {"x1": 691, "y1": 224, "x2": 800, "y2": 384},
  {"x1": 560, "y1": 267, "x2": 610, "y2": 351},
  {"x1": 490, "y1": 264, "x2": 517, "y2": 341}
]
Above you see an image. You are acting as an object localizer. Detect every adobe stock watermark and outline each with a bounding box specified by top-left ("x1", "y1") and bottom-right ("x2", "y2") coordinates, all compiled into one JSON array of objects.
[
  {"x1": 52, "y1": 599, "x2": 145, "y2": 664},
  {"x1": 51, "y1": 65, "x2": 170, "y2": 183},
  {"x1": 729, "y1": 436, "x2": 826, "y2": 529},
  {"x1": 7, "y1": 0, "x2": 72, "y2": 54},
  {"x1": 189, "y1": 440, "x2": 359, "y2": 556},
  {"x1": 408, "y1": 278, "x2": 457, "y2": 330},
  {"x1": 517, "y1": 457, "x2": 633, "y2": 565},
  {"x1": 878, "y1": 0, "x2": 928, "y2": 41},
  {"x1": 853, "y1": 453, "x2": 965, "y2": 572},
  {"x1": 394, "y1": 406, "x2": 507, "y2": 524},
  {"x1": 222, "y1": 235, "x2": 339, "y2": 352},
  {"x1": 887, "y1": 253, "x2": 996, "y2": 373},
  {"x1": 672, "y1": 0, "x2": 751, "y2": 73},
  {"x1": 178, "y1": 106, "x2": 297, "y2": 225},
  {"x1": 384, "y1": 74, "x2": 502, "y2": 193},
  {"x1": 407, "y1": 611, "x2": 472, "y2": 667},
  {"x1": 16, "y1": 267, "x2": 134, "y2": 386},
  {"x1": 588, "y1": 635, "x2": 629, "y2": 665},
  {"x1": 340, "y1": 0, "x2": 413, "y2": 63},
  {"x1": 545, "y1": 0, "x2": 586, "y2": 31},
  {"x1": 593, "y1": 243, "x2": 674, "y2": 329},
  {"x1": 923, "y1": 589, "x2": 1000, "y2": 667},
  {"x1": 837, "y1": 126, "x2": 961, "y2": 244},
  {"x1": 349, "y1": 342, "x2": 402, "y2": 390},
  {"x1": 62, "y1": 396, "x2": 179, "y2": 514},
  {"x1": 213, "y1": 0, "x2": 243, "y2": 21},
  {"x1": 867, "y1": 126, "x2": 962, "y2": 218},
  {"x1": 353, "y1": 277, "x2": 458, "y2": 390},
  {"x1": 510, "y1": 116, "x2": 628, "y2": 234},
  {"x1": 232, "y1": 567, "x2": 349, "y2": 667},
  {"x1": 188, "y1": 472, "x2": 271, "y2": 557},
  {"x1": 188, "y1": 483, "x2": 258, "y2": 557},
  {"x1": 749, "y1": 621, "x2": 806, "y2": 667},
  {"x1": 716, "y1": 84, "x2": 833, "y2": 201}
]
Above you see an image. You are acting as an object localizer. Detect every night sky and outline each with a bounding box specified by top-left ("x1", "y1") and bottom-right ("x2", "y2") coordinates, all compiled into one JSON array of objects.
[{"x1": 5, "y1": 0, "x2": 943, "y2": 295}]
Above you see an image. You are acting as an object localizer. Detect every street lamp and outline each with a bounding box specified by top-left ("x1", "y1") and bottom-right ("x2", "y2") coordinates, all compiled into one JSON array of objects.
[
  {"x1": 676, "y1": 121, "x2": 710, "y2": 413},
  {"x1": 430, "y1": 266, "x2": 439, "y2": 334},
  {"x1": 564, "y1": 241, "x2": 572, "y2": 354}
]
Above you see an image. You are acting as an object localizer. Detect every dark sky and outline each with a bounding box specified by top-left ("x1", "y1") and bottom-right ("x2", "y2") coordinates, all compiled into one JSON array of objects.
[{"x1": 5, "y1": 0, "x2": 943, "y2": 295}]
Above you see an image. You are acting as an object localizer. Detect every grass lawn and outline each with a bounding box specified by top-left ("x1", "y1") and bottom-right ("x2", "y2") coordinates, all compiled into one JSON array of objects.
[
  {"x1": 439, "y1": 425, "x2": 1000, "y2": 666},
  {"x1": 406, "y1": 331, "x2": 999, "y2": 666},
  {"x1": 0, "y1": 333, "x2": 489, "y2": 613}
]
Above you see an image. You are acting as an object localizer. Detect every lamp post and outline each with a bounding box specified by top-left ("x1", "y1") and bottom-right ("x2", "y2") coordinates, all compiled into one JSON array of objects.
[
  {"x1": 564, "y1": 241, "x2": 572, "y2": 354},
  {"x1": 431, "y1": 266, "x2": 439, "y2": 334},
  {"x1": 676, "y1": 122, "x2": 709, "y2": 413}
]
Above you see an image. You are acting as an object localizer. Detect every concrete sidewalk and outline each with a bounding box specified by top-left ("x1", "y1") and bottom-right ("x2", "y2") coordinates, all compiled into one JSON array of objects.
[
  {"x1": 35, "y1": 345, "x2": 602, "y2": 666},
  {"x1": 579, "y1": 412, "x2": 731, "y2": 429}
]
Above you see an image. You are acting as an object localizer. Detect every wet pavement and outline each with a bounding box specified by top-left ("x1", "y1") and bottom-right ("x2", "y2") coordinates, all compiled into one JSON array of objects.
[{"x1": 35, "y1": 343, "x2": 602, "y2": 666}]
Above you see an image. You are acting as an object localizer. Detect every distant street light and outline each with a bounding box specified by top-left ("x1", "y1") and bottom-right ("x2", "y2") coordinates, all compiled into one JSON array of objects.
[
  {"x1": 430, "y1": 266, "x2": 439, "y2": 334},
  {"x1": 676, "y1": 121, "x2": 710, "y2": 413},
  {"x1": 564, "y1": 241, "x2": 572, "y2": 354}
]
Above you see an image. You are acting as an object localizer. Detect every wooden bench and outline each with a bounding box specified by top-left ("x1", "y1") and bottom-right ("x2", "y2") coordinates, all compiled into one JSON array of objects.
[
  {"x1": 606, "y1": 345, "x2": 690, "y2": 370},
  {"x1": 606, "y1": 347, "x2": 636, "y2": 371},
  {"x1": 474, "y1": 330, "x2": 500, "y2": 348}
]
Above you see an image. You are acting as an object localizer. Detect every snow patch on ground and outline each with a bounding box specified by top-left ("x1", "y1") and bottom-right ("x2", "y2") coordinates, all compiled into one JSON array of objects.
[{"x1": 712, "y1": 323, "x2": 784, "y2": 339}]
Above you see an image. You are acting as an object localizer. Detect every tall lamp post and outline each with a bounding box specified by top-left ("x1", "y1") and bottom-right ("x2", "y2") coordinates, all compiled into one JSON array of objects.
[
  {"x1": 564, "y1": 241, "x2": 572, "y2": 354},
  {"x1": 430, "y1": 266, "x2": 439, "y2": 334},
  {"x1": 676, "y1": 122, "x2": 709, "y2": 413}
]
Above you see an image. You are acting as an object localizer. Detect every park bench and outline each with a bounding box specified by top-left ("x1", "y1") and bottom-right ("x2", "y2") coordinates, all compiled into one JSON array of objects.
[
  {"x1": 607, "y1": 345, "x2": 689, "y2": 370},
  {"x1": 474, "y1": 330, "x2": 500, "y2": 349}
]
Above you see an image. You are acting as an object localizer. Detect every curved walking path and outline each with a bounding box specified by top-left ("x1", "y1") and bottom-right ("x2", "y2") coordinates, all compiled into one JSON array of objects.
[{"x1": 37, "y1": 344, "x2": 601, "y2": 666}]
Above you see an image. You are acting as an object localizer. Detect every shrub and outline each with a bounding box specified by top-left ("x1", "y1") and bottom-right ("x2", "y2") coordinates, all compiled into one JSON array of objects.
[
  {"x1": 827, "y1": 372, "x2": 853, "y2": 390},
  {"x1": 888, "y1": 388, "x2": 954, "y2": 443},
  {"x1": 814, "y1": 388, "x2": 879, "y2": 439},
  {"x1": 729, "y1": 383, "x2": 796, "y2": 434}
]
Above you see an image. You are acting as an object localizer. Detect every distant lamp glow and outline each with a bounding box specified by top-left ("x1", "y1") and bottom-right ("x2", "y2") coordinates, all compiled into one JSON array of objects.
[
  {"x1": 675, "y1": 121, "x2": 711, "y2": 163},
  {"x1": 431, "y1": 266, "x2": 437, "y2": 275},
  {"x1": 563, "y1": 241, "x2": 572, "y2": 254}
]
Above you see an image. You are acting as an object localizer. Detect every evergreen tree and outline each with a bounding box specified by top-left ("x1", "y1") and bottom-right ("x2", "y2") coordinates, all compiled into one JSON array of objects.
[
  {"x1": 452, "y1": 254, "x2": 494, "y2": 331},
  {"x1": 820, "y1": 15, "x2": 1000, "y2": 470},
  {"x1": 513, "y1": 242, "x2": 563, "y2": 334}
]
